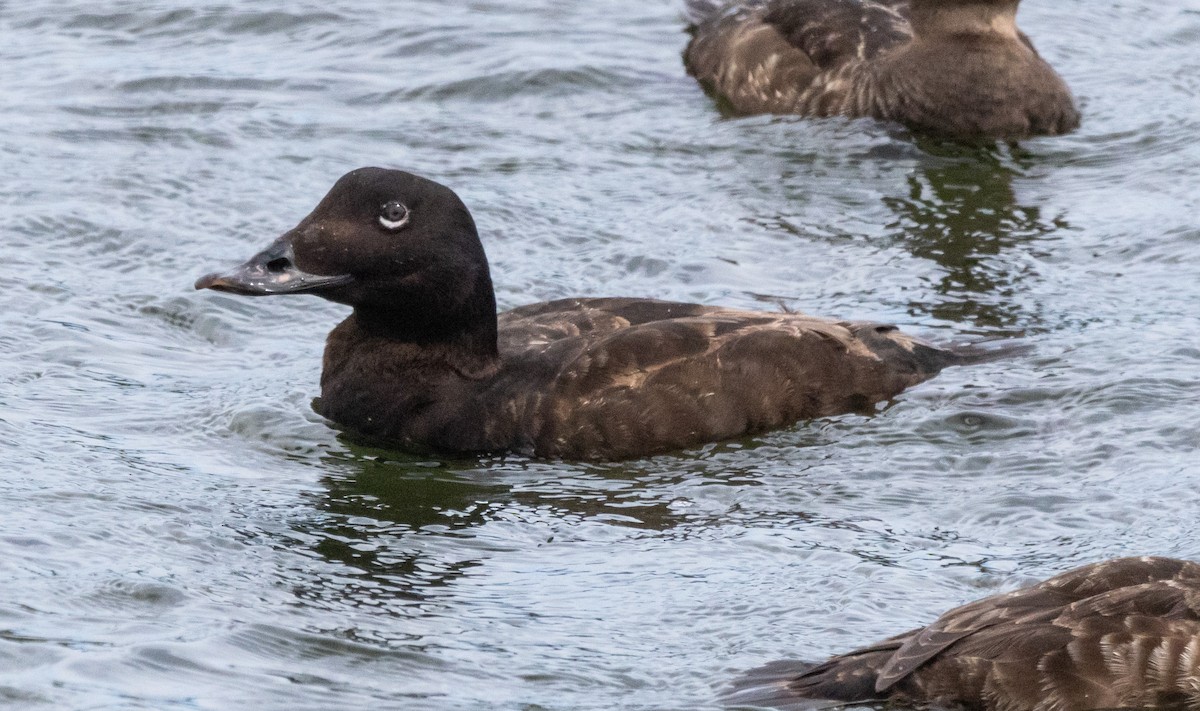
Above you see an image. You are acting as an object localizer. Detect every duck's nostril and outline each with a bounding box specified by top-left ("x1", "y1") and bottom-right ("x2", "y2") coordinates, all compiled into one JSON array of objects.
[{"x1": 265, "y1": 257, "x2": 291, "y2": 273}]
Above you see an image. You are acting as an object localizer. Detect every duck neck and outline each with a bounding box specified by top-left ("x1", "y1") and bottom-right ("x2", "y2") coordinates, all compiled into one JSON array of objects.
[
  {"x1": 909, "y1": 1, "x2": 1020, "y2": 40},
  {"x1": 349, "y1": 283, "x2": 500, "y2": 380}
]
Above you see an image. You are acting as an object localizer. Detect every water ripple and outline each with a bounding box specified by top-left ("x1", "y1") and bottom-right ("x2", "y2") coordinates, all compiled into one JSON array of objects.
[{"x1": 1, "y1": 0, "x2": 1198, "y2": 709}]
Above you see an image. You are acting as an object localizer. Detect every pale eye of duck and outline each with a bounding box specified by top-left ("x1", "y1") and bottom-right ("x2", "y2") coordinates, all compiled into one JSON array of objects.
[{"x1": 378, "y1": 201, "x2": 410, "y2": 231}]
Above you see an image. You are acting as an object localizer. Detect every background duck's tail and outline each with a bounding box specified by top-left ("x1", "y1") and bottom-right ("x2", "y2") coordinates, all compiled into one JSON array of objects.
[
  {"x1": 723, "y1": 657, "x2": 889, "y2": 709},
  {"x1": 724, "y1": 643, "x2": 901, "y2": 709},
  {"x1": 724, "y1": 660, "x2": 831, "y2": 709},
  {"x1": 683, "y1": 0, "x2": 731, "y2": 26}
]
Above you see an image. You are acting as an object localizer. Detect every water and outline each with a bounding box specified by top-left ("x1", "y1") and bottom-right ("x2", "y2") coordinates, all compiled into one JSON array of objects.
[{"x1": 1, "y1": 1, "x2": 1198, "y2": 708}]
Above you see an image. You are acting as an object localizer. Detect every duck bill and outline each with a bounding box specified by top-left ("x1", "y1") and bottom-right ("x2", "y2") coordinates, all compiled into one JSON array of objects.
[{"x1": 194, "y1": 238, "x2": 353, "y2": 296}]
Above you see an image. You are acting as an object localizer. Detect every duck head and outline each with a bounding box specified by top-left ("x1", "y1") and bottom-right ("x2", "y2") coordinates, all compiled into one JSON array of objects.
[{"x1": 196, "y1": 167, "x2": 499, "y2": 347}]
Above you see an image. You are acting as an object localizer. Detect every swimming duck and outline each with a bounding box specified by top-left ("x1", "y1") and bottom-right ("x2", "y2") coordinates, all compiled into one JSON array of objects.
[
  {"x1": 197, "y1": 167, "x2": 1000, "y2": 460},
  {"x1": 683, "y1": 0, "x2": 1080, "y2": 140},
  {"x1": 728, "y1": 556, "x2": 1200, "y2": 711}
]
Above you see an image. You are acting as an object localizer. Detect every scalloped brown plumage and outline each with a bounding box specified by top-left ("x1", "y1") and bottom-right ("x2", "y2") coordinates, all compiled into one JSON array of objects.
[
  {"x1": 195, "y1": 168, "x2": 1012, "y2": 461},
  {"x1": 683, "y1": 0, "x2": 1080, "y2": 140},
  {"x1": 728, "y1": 557, "x2": 1200, "y2": 711}
]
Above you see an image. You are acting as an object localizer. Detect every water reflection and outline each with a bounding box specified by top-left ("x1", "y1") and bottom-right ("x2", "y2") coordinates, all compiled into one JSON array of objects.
[
  {"x1": 320, "y1": 449, "x2": 509, "y2": 532},
  {"x1": 885, "y1": 141, "x2": 1069, "y2": 331},
  {"x1": 290, "y1": 442, "x2": 785, "y2": 604},
  {"x1": 284, "y1": 451, "x2": 501, "y2": 608}
]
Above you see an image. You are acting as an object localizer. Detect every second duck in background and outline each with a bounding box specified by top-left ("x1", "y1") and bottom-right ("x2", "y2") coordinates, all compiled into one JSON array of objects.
[{"x1": 683, "y1": 0, "x2": 1080, "y2": 140}]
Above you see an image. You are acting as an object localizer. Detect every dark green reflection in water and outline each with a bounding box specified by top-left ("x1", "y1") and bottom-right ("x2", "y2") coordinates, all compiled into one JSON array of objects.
[
  {"x1": 886, "y1": 140, "x2": 1069, "y2": 331},
  {"x1": 291, "y1": 449, "x2": 503, "y2": 607},
  {"x1": 291, "y1": 439, "x2": 788, "y2": 605}
]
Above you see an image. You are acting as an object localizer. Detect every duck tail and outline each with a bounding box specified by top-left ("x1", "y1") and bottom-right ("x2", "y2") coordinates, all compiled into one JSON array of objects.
[
  {"x1": 683, "y1": 0, "x2": 730, "y2": 26},
  {"x1": 723, "y1": 653, "x2": 892, "y2": 709},
  {"x1": 724, "y1": 660, "x2": 830, "y2": 710}
]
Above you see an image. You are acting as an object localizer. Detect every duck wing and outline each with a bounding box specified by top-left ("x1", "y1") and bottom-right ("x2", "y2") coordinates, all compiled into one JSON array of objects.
[
  {"x1": 761, "y1": 0, "x2": 911, "y2": 69},
  {"x1": 497, "y1": 298, "x2": 956, "y2": 460},
  {"x1": 498, "y1": 297, "x2": 721, "y2": 349},
  {"x1": 889, "y1": 560, "x2": 1200, "y2": 710},
  {"x1": 728, "y1": 558, "x2": 1200, "y2": 711},
  {"x1": 684, "y1": 0, "x2": 911, "y2": 114},
  {"x1": 876, "y1": 557, "x2": 1200, "y2": 693}
]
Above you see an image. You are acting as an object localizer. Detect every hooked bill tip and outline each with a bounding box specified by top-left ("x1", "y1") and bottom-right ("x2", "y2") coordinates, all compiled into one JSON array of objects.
[{"x1": 194, "y1": 272, "x2": 222, "y2": 290}]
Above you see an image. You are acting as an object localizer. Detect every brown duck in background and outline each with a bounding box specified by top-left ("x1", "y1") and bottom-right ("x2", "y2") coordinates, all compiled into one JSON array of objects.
[
  {"x1": 684, "y1": 0, "x2": 1080, "y2": 140},
  {"x1": 196, "y1": 167, "x2": 1011, "y2": 461},
  {"x1": 729, "y1": 557, "x2": 1200, "y2": 711}
]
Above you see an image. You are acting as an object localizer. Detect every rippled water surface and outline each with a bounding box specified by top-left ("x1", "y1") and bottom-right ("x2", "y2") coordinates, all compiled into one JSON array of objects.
[{"x1": 2, "y1": 1, "x2": 1199, "y2": 709}]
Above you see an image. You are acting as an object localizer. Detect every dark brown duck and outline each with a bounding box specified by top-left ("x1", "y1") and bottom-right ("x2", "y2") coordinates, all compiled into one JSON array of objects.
[
  {"x1": 196, "y1": 167, "x2": 1003, "y2": 460},
  {"x1": 729, "y1": 557, "x2": 1200, "y2": 711},
  {"x1": 684, "y1": 0, "x2": 1080, "y2": 140}
]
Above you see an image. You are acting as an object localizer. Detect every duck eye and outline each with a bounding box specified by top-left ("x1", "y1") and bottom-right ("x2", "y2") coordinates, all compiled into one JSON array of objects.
[{"x1": 378, "y1": 201, "x2": 410, "y2": 231}]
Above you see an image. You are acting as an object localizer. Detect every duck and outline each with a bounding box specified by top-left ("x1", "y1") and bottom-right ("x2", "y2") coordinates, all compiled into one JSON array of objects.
[
  {"x1": 728, "y1": 556, "x2": 1200, "y2": 711},
  {"x1": 683, "y1": 0, "x2": 1080, "y2": 140},
  {"x1": 196, "y1": 167, "x2": 1006, "y2": 460}
]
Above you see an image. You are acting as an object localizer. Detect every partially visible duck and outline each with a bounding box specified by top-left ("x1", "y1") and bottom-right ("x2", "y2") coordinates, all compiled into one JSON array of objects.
[
  {"x1": 683, "y1": 0, "x2": 1079, "y2": 140},
  {"x1": 728, "y1": 556, "x2": 1200, "y2": 711},
  {"x1": 196, "y1": 167, "x2": 1005, "y2": 460}
]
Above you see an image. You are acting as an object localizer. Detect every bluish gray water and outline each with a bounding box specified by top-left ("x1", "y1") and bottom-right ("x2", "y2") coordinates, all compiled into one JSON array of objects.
[{"x1": 1, "y1": 1, "x2": 1199, "y2": 709}]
